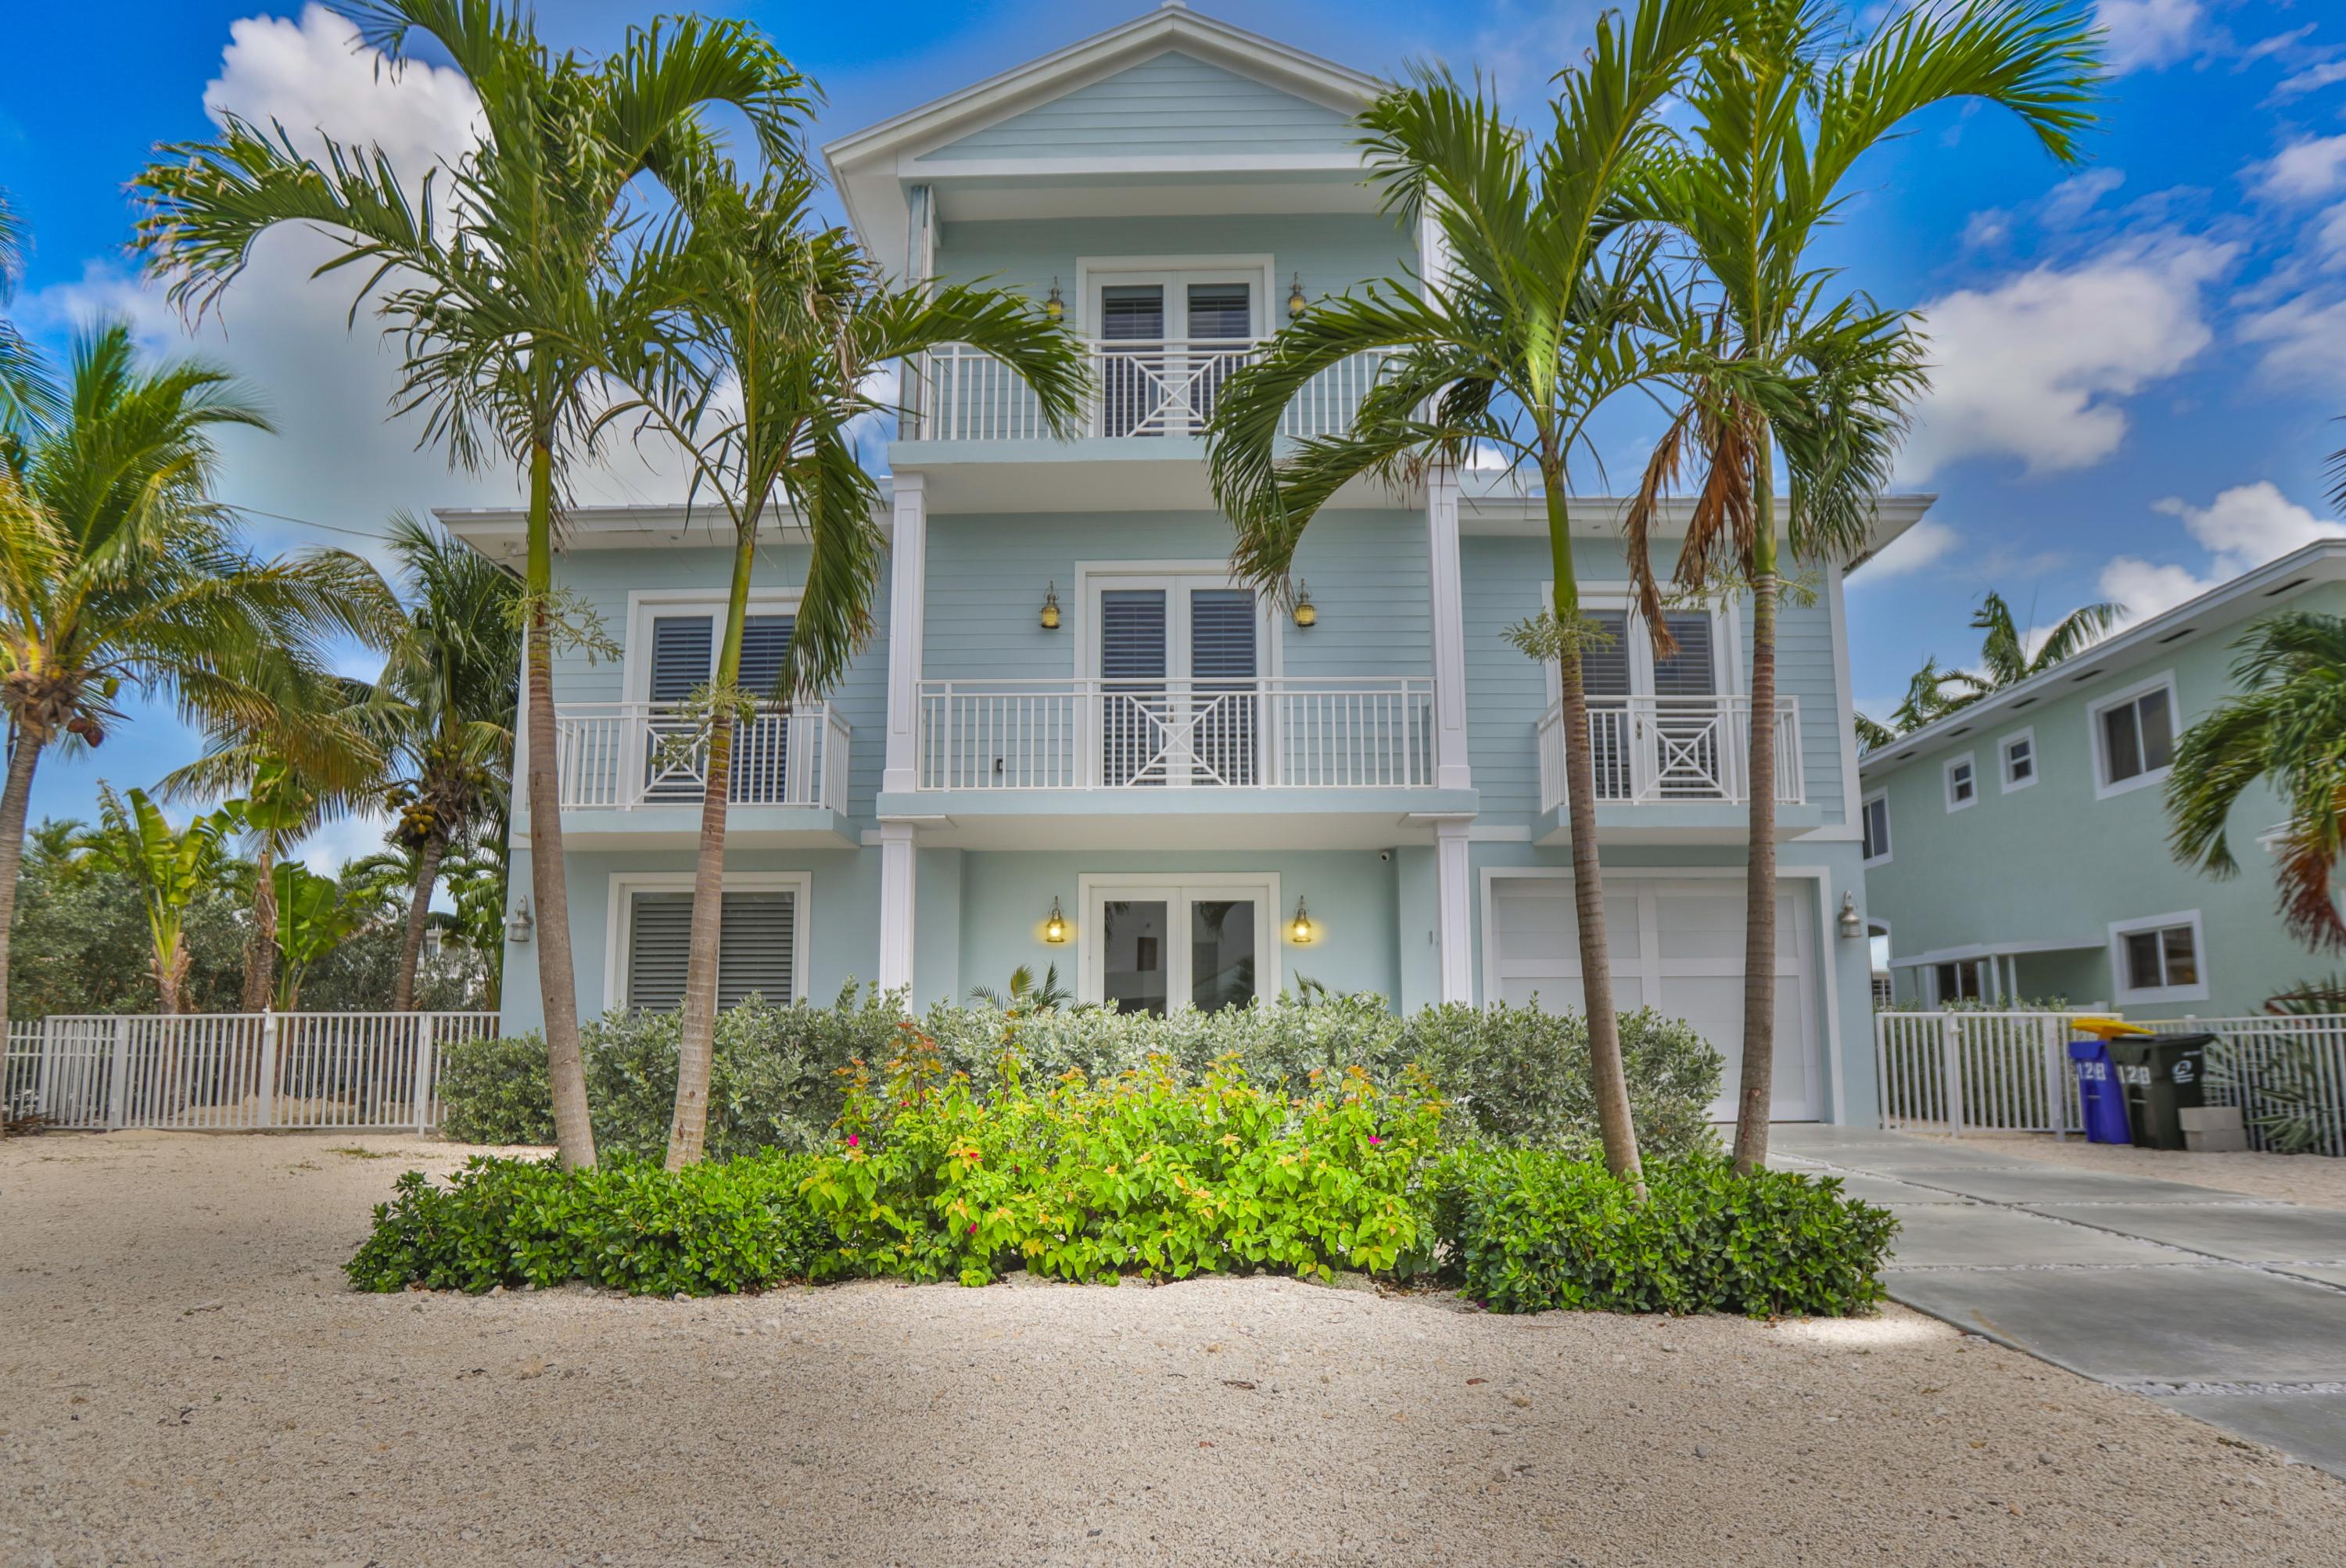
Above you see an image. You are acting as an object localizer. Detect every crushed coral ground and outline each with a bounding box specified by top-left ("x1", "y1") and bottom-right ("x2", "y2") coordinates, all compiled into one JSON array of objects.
[{"x1": 5, "y1": 1130, "x2": 2344, "y2": 1567}]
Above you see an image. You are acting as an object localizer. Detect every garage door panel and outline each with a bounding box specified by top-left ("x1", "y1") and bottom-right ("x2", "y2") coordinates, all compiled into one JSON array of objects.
[{"x1": 1489, "y1": 874, "x2": 1823, "y2": 1122}]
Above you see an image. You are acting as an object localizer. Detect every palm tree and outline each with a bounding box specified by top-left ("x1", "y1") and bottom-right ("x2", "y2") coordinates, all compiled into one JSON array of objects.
[
  {"x1": 2167, "y1": 611, "x2": 2346, "y2": 954},
  {"x1": 1622, "y1": 0, "x2": 2101, "y2": 1172},
  {"x1": 135, "y1": 0, "x2": 812, "y2": 1169},
  {"x1": 271, "y1": 859, "x2": 374, "y2": 1010},
  {"x1": 1208, "y1": 0, "x2": 1735, "y2": 1185},
  {"x1": 77, "y1": 785, "x2": 240, "y2": 1014},
  {"x1": 606, "y1": 159, "x2": 1084, "y2": 1167},
  {"x1": 1856, "y1": 592, "x2": 2122, "y2": 750},
  {"x1": 0, "y1": 189, "x2": 56, "y2": 438},
  {"x1": 0, "y1": 323, "x2": 392, "y2": 1030},
  {"x1": 370, "y1": 514, "x2": 520, "y2": 1013}
]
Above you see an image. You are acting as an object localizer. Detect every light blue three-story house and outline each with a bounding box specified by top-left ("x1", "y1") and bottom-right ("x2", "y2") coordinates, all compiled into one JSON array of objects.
[{"x1": 443, "y1": 4, "x2": 1930, "y2": 1125}]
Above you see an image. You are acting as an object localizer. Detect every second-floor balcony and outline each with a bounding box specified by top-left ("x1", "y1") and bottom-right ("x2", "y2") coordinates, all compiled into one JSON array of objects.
[
  {"x1": 1537, "y1": 696, "x2": 1805, "y2": 836},
  {"x1": 551, "y1": 704, "x2": 852, "y2": 836},
  {"x1": 906, "y1": 339, "x2": 1385, "y2": 445},
  {"x1": 917, "y1": 677, "x2": 1437, "y2": 791}
]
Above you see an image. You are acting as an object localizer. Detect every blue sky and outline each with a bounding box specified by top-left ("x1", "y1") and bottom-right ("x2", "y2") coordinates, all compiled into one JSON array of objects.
[{"x1": 5, "y1": 0, "x2": 2346, "y2": 866}]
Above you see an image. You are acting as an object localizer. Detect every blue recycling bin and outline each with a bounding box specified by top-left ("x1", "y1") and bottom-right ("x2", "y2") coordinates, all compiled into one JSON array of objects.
[{"x1": 2068, "y1": 1039, "x2": 2133, "y2": 1144}]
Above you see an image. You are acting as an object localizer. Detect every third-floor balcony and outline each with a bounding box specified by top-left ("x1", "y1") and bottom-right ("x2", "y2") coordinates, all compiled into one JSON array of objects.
[{"x1": 905, "y1": 339, "x2": 1384, "y2": 446}]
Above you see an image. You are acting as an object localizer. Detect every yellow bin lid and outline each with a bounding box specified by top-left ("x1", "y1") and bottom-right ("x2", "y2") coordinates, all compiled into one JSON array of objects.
[{"x1": 2071, "y1": 1016, "x2": 2153, "y2": 1040}]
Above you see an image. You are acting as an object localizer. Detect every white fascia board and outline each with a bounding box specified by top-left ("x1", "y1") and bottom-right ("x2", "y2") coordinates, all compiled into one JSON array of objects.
[
  {"x1": 1457, "y1": 490, "x2": 1938, "y2": 558},
  {"x1": 1861, "y1": 538, "x2": 2346, "y2": 783},
  {"x1": 433, "y1": 493, "x2": 895, "y2": 556}
]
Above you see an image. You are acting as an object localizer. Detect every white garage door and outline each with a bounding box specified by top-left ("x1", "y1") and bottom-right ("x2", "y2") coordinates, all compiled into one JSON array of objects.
[{"x1": 1488, "y1": 874, "x2": 1822, "y2": 1122}]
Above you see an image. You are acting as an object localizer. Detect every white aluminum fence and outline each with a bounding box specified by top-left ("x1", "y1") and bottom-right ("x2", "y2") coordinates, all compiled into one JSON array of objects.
[
  {"x1": 1875, "y1": 1010, "x2": 2346, "y2": 1155},
  {"x1": 3, "y1": 1011, "x2": 500, "y2": 1132}
]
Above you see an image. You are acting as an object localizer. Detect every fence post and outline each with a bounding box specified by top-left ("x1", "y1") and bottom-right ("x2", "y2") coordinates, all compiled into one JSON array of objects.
[
  {"x1": 410, "y1": 1014, "x2": 437, "y2": 1134},
  {"x1": 106, "y1": 1016, "x2": 131, "y2": 1128},
  {"x1": 2042, "y1": 1015, "x2": 2068, "y2": 1140},
  {"x1": 255, "y1": 1012, "x2": 280, "y2": 1130},
  {"x1": 1941, "y1": 1013, "x2": 1965, "y2": 1138},
  {"x1": 33, "y1": 1014, "x2": 58, "y2": 1118}
]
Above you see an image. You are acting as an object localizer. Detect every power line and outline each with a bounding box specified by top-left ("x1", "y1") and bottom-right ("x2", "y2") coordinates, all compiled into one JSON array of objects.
[{"x1": 222, "y1": 502, "x2": 406, "y2": 544}]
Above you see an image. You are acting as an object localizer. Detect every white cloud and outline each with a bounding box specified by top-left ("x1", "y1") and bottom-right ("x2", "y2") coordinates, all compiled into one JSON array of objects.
[
  {"x1": 2039, "y1": 168, "x2": 2125, "y2": 228},
  {"x1": 2256, "y1": 134, "x2": 2346, "y2": 203},
  {"x1": 203, "y1": 6, "x2": 482, "y2": 169},
  {"x1": 1897, "y1": 236, "x2": 2233, "y2": 482},
  {"x1": 2239, "y1": 292, "x2": 2346, "y2": 386},
  {"x1": 2274, "y1": 59, "x2": 2346, "y2": 101},
  {"x1": 1857, "y1": 518, "x2": 1958, "y2": 580},
  {"x1": 2097, "y1": 481, "x2": 2343, "y2": 618},
  {"x1": 2094, "y1": 0, "x2": 2202, "y2": 73}
]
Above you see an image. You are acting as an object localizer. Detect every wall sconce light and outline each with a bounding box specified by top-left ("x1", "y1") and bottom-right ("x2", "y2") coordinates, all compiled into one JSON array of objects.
[
  {"x1": 1287, "y1": 271, "x2": 1308, "y2": 320},
  {"x1": 1044, "y1": 897, "x2": 1069, "y2": 944},
  {"x1": 1290, "y1": 580, "x2": 1317, "y2": 629},
  {"x1": 1038, "y1": 581, "x2": 1061, "y2": 631},
  {"x1": 1044, "y1": 278, "x2": 1064, "y2": 322},
  {"x1": 1290, "y1": 896, "x2": 1315, "y2": 944},
  {"x1": 1838, "y1": 892, "x2": 1864, "y2": 940},
  {"x1": 506, "y1": 895, "x2": 534, "y2": 945}
]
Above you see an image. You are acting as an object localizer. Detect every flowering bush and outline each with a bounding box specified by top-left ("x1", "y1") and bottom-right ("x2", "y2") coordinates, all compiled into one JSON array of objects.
[{"x1": 797, "y1": 1027, "x2": 1443, "y2": 1287}]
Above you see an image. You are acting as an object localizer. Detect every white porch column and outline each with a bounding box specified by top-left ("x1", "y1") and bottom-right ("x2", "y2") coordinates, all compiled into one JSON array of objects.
[
  {"x1": 877, "y1": 821, "x2": 917, "y2": 996},
  {"x1": 1435, "y1": 819, "x2": 1474, "y2": 1003},
  {"x1": 883, "y1": 473, "x2": 927, "y2": 795},
  {"x1": 1426, "y1": 465, "x2": 1471, "y2": 791}
]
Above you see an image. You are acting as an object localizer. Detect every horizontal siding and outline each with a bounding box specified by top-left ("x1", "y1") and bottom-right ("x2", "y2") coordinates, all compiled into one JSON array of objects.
[
  {"x1": 919, "y1": 52, "x2": 1358, "y2": 162},
  {"x1": 932, "y1": 211, "x2": 1415, "y2": 323}
]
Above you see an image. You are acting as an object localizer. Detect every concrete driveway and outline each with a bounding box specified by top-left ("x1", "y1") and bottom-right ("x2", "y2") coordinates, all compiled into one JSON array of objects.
[{"x1": 1774, "y1": 1125, "x2": 2346, "y2": 1479}]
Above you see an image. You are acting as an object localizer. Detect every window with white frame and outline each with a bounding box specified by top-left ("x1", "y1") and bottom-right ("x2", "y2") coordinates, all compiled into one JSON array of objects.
[
  {"x1": 1944, "y1": 752, "x2": 1978, "y2": 812},
  {"x1": 2091, "y1": 673, "x2": 2177, "y2": 797},
  {"x1": 1083, "y1": 259, "x2": 1268, "y2": 437},
  {"x1": 1867, "y1": 920, "x2": 1894, "y2": 1008},
  {"x1": 629, "y1": 591, "x2": 799, "y2": 805},
  {"x1": 1079, "y1": 874, "x2": 1278, "y2": 1014},
  {"x1": 1085, "y1": 572, "x2": 1270, "y2": 788},
  {"x1": 610, "y1": 874, "x2": 807, "y2": 1013},
  {"x1": 1860, "y1": 789, "x2": 1892, "y2": 866},
  {"x1": 1543, "y1": 589, "x2": 1738, "y2": 802},
  {"x1": 1929, "y1": 958, "x2": 1989, "y2": 1006},
  {"x1": 2000, "y1": 729, "x2": 2037, "y2": 791},
  {"x1": 2110, "y1": 911, "x2": 2207, "y2": 1004}
]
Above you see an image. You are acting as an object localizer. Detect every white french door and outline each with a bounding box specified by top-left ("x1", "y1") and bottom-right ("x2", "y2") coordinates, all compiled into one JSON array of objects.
[
  {"x1": 1092, "y1": 274, "x2": 1258, "y2": 436},
  {"x1": 1089, "y1": 576, "x2": 1267, "y2": 787},
  {"x1": 637, "y1": 605, "x2": 795, "y2": 804},
  {"x1": 1082, "y1": 877, "x2": 1276, "y2": 1015}
]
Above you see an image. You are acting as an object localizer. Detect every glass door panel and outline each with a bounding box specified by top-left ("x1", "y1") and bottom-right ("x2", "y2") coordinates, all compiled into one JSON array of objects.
[
  {"x1": 644, "y1": 615, "x2": 714, "y2": 801},
  {"x1": 1188, "y1": 588, "x2": 1257, "y2": 786},
  {"x1": 1099, "y1": 590, "x2": 1168, "y2": 787},
  {"x1": 731, "y1": 613, "x2": 794, "y2": 803},
  {"x1": 1099, "y1": 284, "x2": 1166, "y2": 438},
  {"x1": 1189, "y1": 899, "x2": 1257, "y2": 1011},
  {"x1": 1650, "y1": 611, "x2": 1720, "y2": 798},
  {"x1": 1102, "y1": 899, "x2": 1171, "y2": 1016}
]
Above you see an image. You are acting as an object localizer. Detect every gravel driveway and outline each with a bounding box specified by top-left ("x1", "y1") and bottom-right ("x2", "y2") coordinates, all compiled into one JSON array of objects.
[{"x1": 5, "y1": 1131, "x2": 2345, "y2": 1566}]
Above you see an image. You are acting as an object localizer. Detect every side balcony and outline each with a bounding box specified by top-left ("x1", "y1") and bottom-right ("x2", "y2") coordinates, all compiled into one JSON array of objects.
[
  {"x1": 1534, "y1": 695, "x2": 1826, "y2": 843},
  {"x1": 546, "y1": 703, "x2": 857, "y2": 849},
  {"x1": 875, "y1": 676, "x2": 1477, "y2": 849}
]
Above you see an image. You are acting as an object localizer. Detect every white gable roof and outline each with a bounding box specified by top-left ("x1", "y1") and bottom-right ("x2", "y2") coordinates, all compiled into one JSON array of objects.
[{"x1": 823, "y1": 4, "x2": 1383, "y2": 270}]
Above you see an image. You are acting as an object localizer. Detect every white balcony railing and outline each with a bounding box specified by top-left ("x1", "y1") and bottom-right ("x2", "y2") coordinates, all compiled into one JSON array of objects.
[
  {"x1": 907, "y1": 339, "x2": 1386, "y2": 443},
  {"x1": 554, "y1": 701, "x2": 850, "y2": 812},
  {"x1": 1537, "y1": 694, "x2": 1803, "y2": 811},
  {"x1": 917, "y1": 677, "x2": 1435, "y2": 791}
]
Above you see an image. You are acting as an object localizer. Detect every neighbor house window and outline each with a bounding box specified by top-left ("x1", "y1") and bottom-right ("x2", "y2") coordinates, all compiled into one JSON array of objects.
[
  {"x1": 1944, "y1": 752, "x2": 1978, "y2": 812},
  {"x1": 2000, "y1": 729, "x2": 2036, "y2": 791},
  {"x1": 1860, "y1": 790, "x2": 1892, "y2": 865},
  {"x1": 2092, "y1": 674, "x2": 2177, "y2": 797},
  {"x1": 1930, "y1": 959, "x2": 1988, "y2": 1006},
  {"x1": 2108, "y1": 910, "x2": 2208, "y2": 1004},
  {"x1": 1868, "y1": 921, "x2": 1894, "y2": 1008}
]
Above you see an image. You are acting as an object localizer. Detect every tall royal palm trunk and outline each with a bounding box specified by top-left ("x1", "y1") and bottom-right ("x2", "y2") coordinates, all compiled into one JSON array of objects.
[
  {"x1": 0, "y1": 732, "x2": 41, "y2": 1128},
  {"x1": 1731, "y1": 435, "x2": 1780, "y2": 1175},
  {"x1": 666, "y1": 527, "x2": 757, "y2": 1168},
  {"x1": 242, "y1": 841, "x2": 277, "y2": 1012},
  {"x1": 523, "y1": 436, "x2": 595, "y2": 1168},
  {"x1": 1547, "y1": 484, "x2": 1642, "y2": 1188},
  {"x1": 393, "y1": 828, "x2": 448, "y2": 1013}
]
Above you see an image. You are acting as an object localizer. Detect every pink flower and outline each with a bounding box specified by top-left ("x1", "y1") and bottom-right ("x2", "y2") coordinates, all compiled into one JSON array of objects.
[
  {"x1": 968, "y1": 1222, "x2": 978, "y2": 1235},
  {"x1": 846, "y1": 1135, "x2": 860, "y2": 1148},
  {"x1": 1367, "y1": 1135, "x2": 1383, "y2": 1146}
]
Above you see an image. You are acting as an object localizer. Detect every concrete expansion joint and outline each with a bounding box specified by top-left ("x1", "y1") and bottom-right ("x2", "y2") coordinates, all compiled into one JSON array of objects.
[{"x1": 2124, "y1": 1380, "x2": 2346, "y2": 1399}]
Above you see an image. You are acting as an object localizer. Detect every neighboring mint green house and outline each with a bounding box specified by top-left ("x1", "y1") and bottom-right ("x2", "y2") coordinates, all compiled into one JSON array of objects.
[
  {"x1": 441, "y1": 5, "x2": 1932, "y2": 1125},
  {"x1": 1861, "y1": 540, "x2": 2346, "y2": 1019}
]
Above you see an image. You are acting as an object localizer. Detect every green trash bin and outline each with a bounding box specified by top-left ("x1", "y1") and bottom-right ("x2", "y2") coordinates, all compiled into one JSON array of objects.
[{"x1": 2104, "y1": 1033, "x2": 2211, "y2": 1151}]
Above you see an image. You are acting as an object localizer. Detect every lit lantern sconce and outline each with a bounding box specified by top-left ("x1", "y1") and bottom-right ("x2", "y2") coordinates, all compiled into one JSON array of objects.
[
  {"x1": 505, "y1": 895, "x2": 534, "y2": 945},
  {"x1": 1287, "y1": 271, "x2": 1308, "y2": 320},
  {"x1": 1838, "y1": 892, "x2": 1864, "y2": 940},
  {"x1": 1044, "y1": 897, "x2": 1069, "y2": 944},
  {"x1": 1290, "y1": 580, "x2": 1316, "y2": 629},
  {"x1": 1044, "y1": 278, "x2": 1065, "y2": 322},
  {"x1": 1290, "y1": 896, "x2": 1315, "y2": 945},
  {"x1": 1038, "y1": 581, "x2": 1061, "y2": 631}
]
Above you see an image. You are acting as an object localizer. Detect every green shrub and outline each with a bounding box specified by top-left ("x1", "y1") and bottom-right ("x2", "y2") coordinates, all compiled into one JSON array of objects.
[
  {"x1": 1431, "y1": 1146, "x2": 1897, "y2": 1317},
  {"x1": 438, "y1": 989, "x2": 1721, "y2": 1163},
  {"x1": 345, "y1": 1150, "x2": 830, "y2": 1296},
  {"x1": 799, "y1": 1039, "x2": 1444, "y2": 1288},
  {"x1": 436, "y1": 1032, "x2": 554, "y2": 1145}
]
